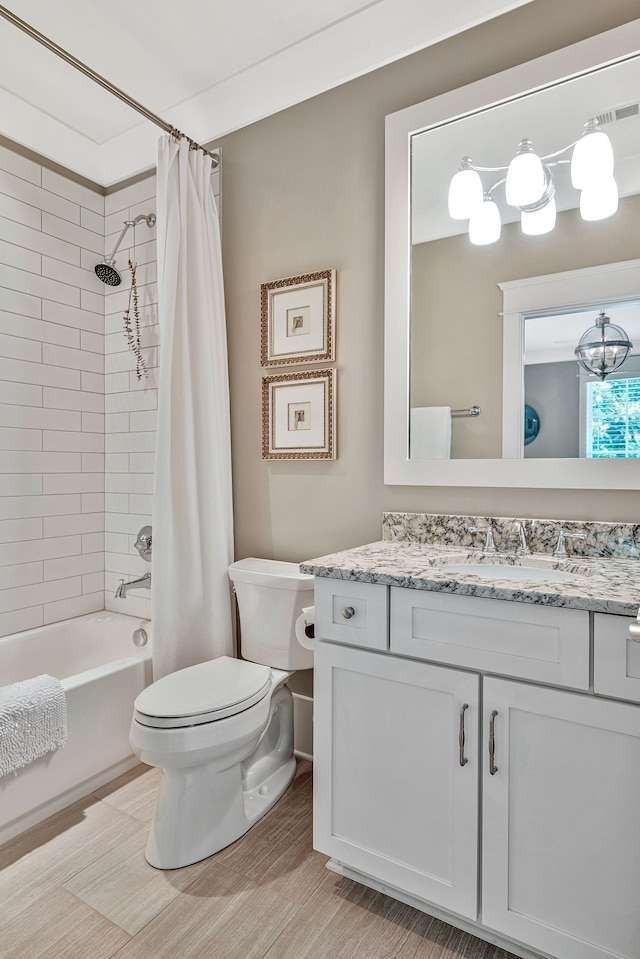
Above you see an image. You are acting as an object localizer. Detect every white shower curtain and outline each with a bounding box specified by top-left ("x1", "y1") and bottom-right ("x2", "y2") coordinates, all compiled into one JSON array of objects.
[{"x1": 152, "y1": 137, "x2": 234, "y2": 680}]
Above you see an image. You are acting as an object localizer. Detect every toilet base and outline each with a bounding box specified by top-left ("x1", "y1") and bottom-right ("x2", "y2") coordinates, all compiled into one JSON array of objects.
[
  {"x1": 144, "y1": 686, "x2": 296, "y2": 869},
  {"x1": 242, "y1": 754, "x2": 297, "y2": 828}
]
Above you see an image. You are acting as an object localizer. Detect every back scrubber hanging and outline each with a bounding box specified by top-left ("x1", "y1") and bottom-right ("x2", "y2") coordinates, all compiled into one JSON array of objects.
[{"x1": 95, "y1": 212, "x2": 156, "y2": 286}]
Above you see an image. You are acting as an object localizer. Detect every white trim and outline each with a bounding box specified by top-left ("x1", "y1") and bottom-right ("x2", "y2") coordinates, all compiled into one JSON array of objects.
[{"x1": 384, "y1": 19, "x2": 640, "y2": 489}]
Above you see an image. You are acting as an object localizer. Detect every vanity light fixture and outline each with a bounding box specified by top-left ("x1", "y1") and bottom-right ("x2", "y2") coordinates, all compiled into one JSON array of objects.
[
  {"x1": 570, "y1": 119, "x2": 615, "y2": 188},
  {"x1": 448, "y1": 118, "x2": 618, "y2": 244},
  {"x1": 505, "y1": 139, "x2": 546, "y2": 206},
  {"x1": 447, "y1": 157, "x2": 484, "y2": 219},
  {"x1": 574, "y1": 311, "x2": 632, "y2": 380},
  {"x1": 468, "y1": 192, "x2": 501, "y2": 245}
]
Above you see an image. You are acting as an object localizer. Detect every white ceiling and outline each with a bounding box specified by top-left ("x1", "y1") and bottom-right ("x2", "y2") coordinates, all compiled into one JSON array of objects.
[{"x1": 0, "y1": 0, "x2": 531, "y2": 187}]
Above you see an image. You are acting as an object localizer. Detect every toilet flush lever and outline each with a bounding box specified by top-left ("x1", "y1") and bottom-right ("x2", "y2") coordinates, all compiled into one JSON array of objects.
[{"x1": 342, "y1": 606, "x2": 355, "y2": 620}]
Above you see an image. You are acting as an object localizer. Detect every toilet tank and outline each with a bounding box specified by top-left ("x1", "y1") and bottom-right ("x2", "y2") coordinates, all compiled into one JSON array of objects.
[{"x1": 228, "y1": 558, "x2": 314, "y2": 670}]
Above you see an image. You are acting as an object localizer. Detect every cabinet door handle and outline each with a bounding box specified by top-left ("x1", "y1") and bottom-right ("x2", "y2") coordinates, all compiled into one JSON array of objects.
[
  {"x1": 341, "y1": 606, "x2": 355, "y2": 620},
  {"x1": 489, "y1": 710, "x2": 499, "y2": 776},
  {"x1": 459, "y1": 703, "x2": 469, "y2": 767}
]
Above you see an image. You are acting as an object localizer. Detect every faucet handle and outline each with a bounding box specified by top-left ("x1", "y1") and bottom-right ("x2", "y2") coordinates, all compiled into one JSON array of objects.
[
  {"x1": 553, "y1": 530, "x2": 586, "y2": 559},
  {"x1": 469, "y1": 524, "x2": 497, "y2": 554}
]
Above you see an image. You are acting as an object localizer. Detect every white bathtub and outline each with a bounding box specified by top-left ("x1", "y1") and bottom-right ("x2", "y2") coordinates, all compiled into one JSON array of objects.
[{"x1": 0, "y1": 611, "x2": 152, "y2": 845}]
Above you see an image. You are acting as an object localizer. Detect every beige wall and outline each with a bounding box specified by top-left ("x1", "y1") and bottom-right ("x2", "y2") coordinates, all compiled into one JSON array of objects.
[
  {"x1": 214, "y1": 0, "x2": 640, "y2": 564},
  {"x1": 411, "y1": 195, "x2": 640, "y2": 458}
]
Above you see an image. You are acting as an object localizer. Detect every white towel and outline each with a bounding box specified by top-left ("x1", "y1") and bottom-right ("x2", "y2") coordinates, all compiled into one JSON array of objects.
[
  {"x1": 410, "y1": 407, "x2": 452, "y2": 459},
  {"x1": 0, "y1": 674, "x2": 67, "y2": 778}
]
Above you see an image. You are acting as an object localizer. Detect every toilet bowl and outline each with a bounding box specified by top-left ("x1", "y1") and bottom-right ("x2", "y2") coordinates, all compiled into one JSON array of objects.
[{"x1": 129, "y1": 558, "x2": 314, "y2": 869}]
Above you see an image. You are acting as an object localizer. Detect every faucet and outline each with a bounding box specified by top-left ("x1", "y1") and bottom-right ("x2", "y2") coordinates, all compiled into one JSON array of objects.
[
  {"x1": 468, "y1": 524, "x2": 496, "y2": 554},
  {"x1": 511, "y1": 519, "x2": 531, "y2": 556},
  {"x1": 115, "y1": 572, "x2": 151, "y2": 598},
  {"x1": 553, "y1": 530, "x2": 586, "y2": 559}
]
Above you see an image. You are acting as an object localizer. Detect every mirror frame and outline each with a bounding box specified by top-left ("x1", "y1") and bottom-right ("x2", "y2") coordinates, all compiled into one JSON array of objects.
[{"x1": 384, "y1": 18, "x2": 640, "y2": 489}]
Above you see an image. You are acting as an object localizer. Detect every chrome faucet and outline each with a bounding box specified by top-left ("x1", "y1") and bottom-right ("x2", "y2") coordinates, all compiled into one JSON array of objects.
[
  {"x1": 553, "y1": 530, "x2": 586, "y2": 559},
  {"x1": 511, "y1": 519, "x2": 531, "y2": 556},
  {"x1": 115, "y1": 572, "x2": 151, "y2": 598},
  {"x1": 469, "y1": 524, "x2": 496, "y2": 554}
]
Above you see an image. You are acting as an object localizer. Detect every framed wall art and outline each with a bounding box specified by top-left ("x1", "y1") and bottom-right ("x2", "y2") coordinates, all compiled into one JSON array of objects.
[
  {"x1": 262, "y1": 369, "x2": 336, "y2": 460},
  {"x1": 261, "y1": 269, "x2": 336, "y2": 367}
]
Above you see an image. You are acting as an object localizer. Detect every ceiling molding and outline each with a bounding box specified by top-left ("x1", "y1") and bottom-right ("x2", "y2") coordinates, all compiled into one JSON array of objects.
[{"x1": 0, "y1": 0, "x2": 532, "y2": 186}]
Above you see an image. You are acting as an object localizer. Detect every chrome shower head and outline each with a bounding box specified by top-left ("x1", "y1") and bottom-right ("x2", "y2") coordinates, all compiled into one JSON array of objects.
[
  {"x1": 95, "y1": 260, "x2": 122, "y2": 286},
  {"x1": 94, "y1": 212, "x2": 156, "y2": 287}
]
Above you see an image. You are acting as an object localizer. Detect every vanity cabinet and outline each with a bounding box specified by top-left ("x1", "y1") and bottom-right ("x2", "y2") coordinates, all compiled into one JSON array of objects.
[
  {"x1": 313, "y1": 581, "x2": 640, "y2": 959},
  {"x1": 313, "y1": 640, "x2": 480, "y2": 918},
  {"x1": 593, "y1": 612, "x2": 640, "y2": 704},
  {"x1": 481, "y1": 677, "x2": 640, "y2": 959}
]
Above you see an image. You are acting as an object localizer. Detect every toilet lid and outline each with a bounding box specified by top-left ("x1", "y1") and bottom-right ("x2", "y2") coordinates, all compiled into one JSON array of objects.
[{"x1": 134, "y1": 656, "x2": 272, "y2": 725}]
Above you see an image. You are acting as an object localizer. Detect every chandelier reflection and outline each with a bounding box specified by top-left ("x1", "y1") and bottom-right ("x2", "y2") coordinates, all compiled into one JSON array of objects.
[
  {"x1": 447, "y1": 119, "x2": 618, "y2": 245},
  {"x1": 574, "y1": 311, "x2": 633, "y2": 380}
]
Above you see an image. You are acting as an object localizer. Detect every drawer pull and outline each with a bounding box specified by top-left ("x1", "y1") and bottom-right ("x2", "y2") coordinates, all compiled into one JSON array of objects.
[
  {"x1": 629, "y1": 622, "x2": 640, "y2": 643},
  {"x1": 342, "y1": 606, "x2": 355, "y2": 620},
  {"x1": 459, "y1": 703, "x2": 469, "y2": 767},
  {"x1": 489, "y1": 710, "x2": 499, "y2": 776}
]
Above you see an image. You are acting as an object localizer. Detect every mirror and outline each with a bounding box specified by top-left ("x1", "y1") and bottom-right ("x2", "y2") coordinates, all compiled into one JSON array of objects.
[{"x1": 385, "y1": 19, "x2": 640, "y2": 488}]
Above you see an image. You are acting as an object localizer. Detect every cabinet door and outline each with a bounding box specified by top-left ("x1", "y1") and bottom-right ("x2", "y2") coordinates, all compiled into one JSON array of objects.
[
  {"x1": 482, "y1": 677, "x2": 640, "y2": 959},
  {"x1": 314, "y1": 640, "x2": 480, "y2": 919},
  {"x1": 594, "y1": 612, "x2": 640, "y2": 704}
]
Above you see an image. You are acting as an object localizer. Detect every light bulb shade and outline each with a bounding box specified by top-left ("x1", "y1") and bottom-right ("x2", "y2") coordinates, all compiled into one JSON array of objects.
[
  {"x1": 505, "y1": 146, "x2": 546, "y2": 207},
  {"x1": 468, "y1": 198, "x2": 501, "y2": 245},
  {"x1": 521, "y1": 196, "x2": 556, "y2": 236},
  {"x1": 580, "y1": 174, "x2": 619, "y2": 221},
  {"x1": 571, "y1": 129, "x2": 614, "y2": 189},
  {"x1": 575, "y1": 311, "x2": 632, "y2": 379},
  {"x1": 448, "y1": 167, "x2": 483, "y2": 219}
]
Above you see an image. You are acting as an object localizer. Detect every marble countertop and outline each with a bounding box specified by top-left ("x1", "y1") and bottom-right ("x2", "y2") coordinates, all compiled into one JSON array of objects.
[{"x1": 300, "y1": 540, "x2": 640, "y2": 616}]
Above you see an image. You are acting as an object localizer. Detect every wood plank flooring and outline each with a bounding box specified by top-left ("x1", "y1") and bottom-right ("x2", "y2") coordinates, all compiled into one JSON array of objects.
[{"x1": 0, "y1": 761, "x2": 518, "y2": 959}]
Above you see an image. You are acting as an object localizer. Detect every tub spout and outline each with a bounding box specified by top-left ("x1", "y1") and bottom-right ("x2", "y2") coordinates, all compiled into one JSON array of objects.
[{"x1": 115, "y1": 572, "x2": 151, "y2": 599}]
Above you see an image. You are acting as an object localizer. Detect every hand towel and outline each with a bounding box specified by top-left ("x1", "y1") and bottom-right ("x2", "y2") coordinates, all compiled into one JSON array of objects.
[
  {"x1": 410, "y1": 406, "x2": 452, "y2": 459},
  {"x1": 0, "y1": 674, "x2": 67, "y2": 778}
]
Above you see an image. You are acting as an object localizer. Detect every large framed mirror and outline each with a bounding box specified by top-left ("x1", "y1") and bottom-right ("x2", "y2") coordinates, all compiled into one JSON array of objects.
[{"x1": 384, "y1": 19, "x2": 640, "y2": 488}]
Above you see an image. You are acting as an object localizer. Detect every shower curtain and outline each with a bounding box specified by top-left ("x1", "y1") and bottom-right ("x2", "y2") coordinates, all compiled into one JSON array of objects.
[{"x1": 152, "y1": 137, "x2": 234, "y2": 680}]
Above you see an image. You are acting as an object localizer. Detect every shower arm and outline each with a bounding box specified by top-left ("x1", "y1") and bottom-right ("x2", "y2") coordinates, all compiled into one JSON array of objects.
[{"x1": 105, "y1": 213, "x2": 156, "y2": 266}]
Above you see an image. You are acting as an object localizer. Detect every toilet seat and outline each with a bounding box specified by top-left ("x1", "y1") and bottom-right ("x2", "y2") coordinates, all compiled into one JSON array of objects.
[{"x1": 133, "y1": 656, "x2": 272, "y2": 729}]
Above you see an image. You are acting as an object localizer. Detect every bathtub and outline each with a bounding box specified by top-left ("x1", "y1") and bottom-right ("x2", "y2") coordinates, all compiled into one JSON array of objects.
[{"x1": 0, "y1": 611, "x2": 152, "y2": 845}]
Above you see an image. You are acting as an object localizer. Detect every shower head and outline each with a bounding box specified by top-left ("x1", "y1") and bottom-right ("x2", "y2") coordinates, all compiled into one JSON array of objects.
[
  {"x1": 94, "y1": 212, "x2": 156, "y2": 287},
  {"x1": 95, "y1": 260, "x2": 122, "y2": 286}
]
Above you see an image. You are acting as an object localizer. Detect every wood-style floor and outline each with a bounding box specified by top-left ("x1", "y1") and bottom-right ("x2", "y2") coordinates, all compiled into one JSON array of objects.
[{"x1": 0, "y1": 761, "x2": 517, "y2": 958}]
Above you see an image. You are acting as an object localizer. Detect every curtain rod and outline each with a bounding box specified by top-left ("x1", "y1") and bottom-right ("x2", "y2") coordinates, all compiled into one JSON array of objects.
[{"x1": 0, "y1": 4, "x2": 219, "y2": 167}]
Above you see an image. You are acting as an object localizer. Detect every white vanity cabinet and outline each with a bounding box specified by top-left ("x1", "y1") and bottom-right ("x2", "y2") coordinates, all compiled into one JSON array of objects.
[
  {"x1": 481, "y1": 677, "x2": 640, "y2": 959},
  {"x1": 593, "y1": 612, "x2": 640, "y2": 703},
  {"x1": 313, "y1": 640, "x2": 480, "y2": 918},
  {"x1": 313, "y1": 580, "x2": 640, "y2": 959}
]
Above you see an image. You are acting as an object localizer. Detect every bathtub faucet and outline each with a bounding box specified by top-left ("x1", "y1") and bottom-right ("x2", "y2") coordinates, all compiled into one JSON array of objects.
[{"x1": 115, "y1": 572, "x2": 151, "y2": 599}]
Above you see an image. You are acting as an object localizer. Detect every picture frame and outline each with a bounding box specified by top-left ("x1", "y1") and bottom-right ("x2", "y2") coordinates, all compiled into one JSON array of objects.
[
  {"x1": 261, "y1": 269, "x2": 336, "y2": 367},
  {"x1": 262, "y1": 369, "x2": 336, "y2": 460}
]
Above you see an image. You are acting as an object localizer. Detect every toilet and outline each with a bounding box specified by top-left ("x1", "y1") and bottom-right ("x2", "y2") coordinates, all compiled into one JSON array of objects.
[{"x1": 129, "y1": 557, "x2": 314, "y2": 869}]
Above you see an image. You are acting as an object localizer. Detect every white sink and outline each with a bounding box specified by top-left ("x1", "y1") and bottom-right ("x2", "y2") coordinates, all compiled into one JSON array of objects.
[{"x1": 440, "y1": 563, "x2": 582, "y2": 583}]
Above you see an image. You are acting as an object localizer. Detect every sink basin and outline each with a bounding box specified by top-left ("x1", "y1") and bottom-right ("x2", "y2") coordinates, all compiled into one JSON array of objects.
[{"x1": 439, "y1": 563, "x2": 582, "y2": 583}]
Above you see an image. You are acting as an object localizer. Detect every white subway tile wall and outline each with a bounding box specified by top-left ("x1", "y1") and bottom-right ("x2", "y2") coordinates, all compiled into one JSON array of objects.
[
  {"x1": 104, "y1": 175, "x2": 158, "y2": 620},
  {"x1": 0, "y1": 147, "x2": 221, "y2": 637},
  {"x1": 0, "y1": 151, "x2": 105, "y2": 636}
]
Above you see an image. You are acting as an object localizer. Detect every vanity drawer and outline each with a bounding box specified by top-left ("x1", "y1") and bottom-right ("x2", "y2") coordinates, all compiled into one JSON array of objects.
[
  {"x1": 390, "y1": 589, "x2": 589, "y2": 689},
  {"x1": 594, "y1": 613, "x2": 640, "y2": 704},
  {"x1": 314, "y1": 578, "x2": 388, "y2": 650}
]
